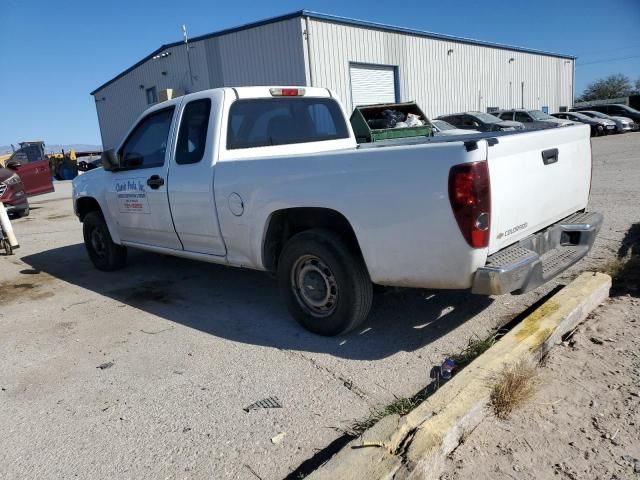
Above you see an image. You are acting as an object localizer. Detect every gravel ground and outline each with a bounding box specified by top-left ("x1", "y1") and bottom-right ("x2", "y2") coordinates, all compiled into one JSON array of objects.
[
  {"x1": 0, "y1": 132, "x2": 638, "y2": 479},
  {"x1": 440, "y1": 295, "x2": 640, "y2": 480}
]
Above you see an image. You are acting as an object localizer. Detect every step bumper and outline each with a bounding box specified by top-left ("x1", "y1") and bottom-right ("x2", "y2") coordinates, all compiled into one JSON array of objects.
[{"x1": 472, "y1": 212, "x2": 603, "y2": 295}]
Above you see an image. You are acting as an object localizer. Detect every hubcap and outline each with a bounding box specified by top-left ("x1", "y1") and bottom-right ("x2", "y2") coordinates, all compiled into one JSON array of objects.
[
  {"x1": 291, "y1": 255, "x2": 338, "y2": 317},
  {"x1": 91, "y1": 228, "x2": 107, "y2": 259}
]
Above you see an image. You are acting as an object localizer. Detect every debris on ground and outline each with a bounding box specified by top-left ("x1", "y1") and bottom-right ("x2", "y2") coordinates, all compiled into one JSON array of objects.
[
  {"x1": 243, "y1": 396, "x2": 282, "y2": 412},
  {"x1": 96, "y1": 361, "x2": 114, "y2": 370},
  {"x1": 271, "y1": 432, "x2": 286, "y2": 444}
]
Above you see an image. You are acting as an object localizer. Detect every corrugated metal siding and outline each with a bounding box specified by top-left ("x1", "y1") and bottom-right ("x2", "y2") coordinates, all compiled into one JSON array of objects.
[
  {"x1": 94, "y1": 18, "x2": 306, "y2": 149},
  {"x1": 204, "y1": 17, "x2": 306, "y2": 87},
  {"x1": 306, "y1": 18, "x2": 573, "y2": 118},
  {"x1": 93, "y1": 42, "x2": 211, "y2": 149}
]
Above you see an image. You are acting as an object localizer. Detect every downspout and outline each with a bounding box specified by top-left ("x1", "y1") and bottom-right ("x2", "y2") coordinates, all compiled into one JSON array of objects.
[
  {"x1": 304, "y1": 16, "x2": 314, "y2": 87},
  {"x1": 572, "y1": 59, "x2": 576, "y2": 108}
]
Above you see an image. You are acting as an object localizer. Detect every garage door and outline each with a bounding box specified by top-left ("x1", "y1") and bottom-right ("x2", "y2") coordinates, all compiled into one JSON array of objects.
[{"x1": 350, "y1": 64, "x2": 397, "y2": 107}]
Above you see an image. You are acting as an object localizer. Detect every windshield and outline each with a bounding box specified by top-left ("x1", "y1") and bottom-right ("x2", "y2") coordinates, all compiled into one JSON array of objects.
[
  {"x1": 571, "y1": 112, "x2": 590, "y2": 120},
  {"x1": 470, "y1": 112, "x2": 501, "y2": 123},
  {"x1": 585, "y1": 111, "x2": 608, "y2": 119},
  {"x1": 432, "y1": 119, "x2": 455, "y2": 130},
  {"x1": 529, "y1": 110, "x2": 554, "y2": 120}
]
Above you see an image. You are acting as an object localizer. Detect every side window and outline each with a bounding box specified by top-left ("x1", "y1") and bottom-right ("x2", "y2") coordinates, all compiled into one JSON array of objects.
[
  {"x1": 514, "y1": 112, "x2": 531, "y2": 123},
  {"x1": 175, "y1": 99, "x2": 211, "y2": 165},
  {"x1": 119, "y1": 108, "x2": 174, "y2": 170},
  {"x1": 12, "y1": 145, "x2": 43, "y2": 163},
  {"x1": 499, "y1": 112, "x2": 512, "y2": 121}
]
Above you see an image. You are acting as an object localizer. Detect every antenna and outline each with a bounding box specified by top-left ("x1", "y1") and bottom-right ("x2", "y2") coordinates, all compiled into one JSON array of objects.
[{"x1": 182, "y1": 24, "x2": 194, "y2": 87}]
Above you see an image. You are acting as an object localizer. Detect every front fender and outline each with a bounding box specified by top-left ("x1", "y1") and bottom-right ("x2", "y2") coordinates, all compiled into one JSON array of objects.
[{"x1": 72, "y1": 169, "x2": 122, "y2": 245}]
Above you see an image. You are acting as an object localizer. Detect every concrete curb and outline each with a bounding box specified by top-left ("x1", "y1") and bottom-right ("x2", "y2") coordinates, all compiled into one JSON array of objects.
[{"x1": 307, "y1": 272, "x2": 611, "y2": 480}]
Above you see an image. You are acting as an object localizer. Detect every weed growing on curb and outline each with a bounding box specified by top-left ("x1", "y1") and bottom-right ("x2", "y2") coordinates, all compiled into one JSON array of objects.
[
  {"x1": 449, "y1": 333, "x2": 498, "y2": 368},
  {"x1": 490, "y1": 359, "x2": 538, "y2": 419},
  {"x1": 348, "y1": 394, "x2": 426, "y2": 436}
]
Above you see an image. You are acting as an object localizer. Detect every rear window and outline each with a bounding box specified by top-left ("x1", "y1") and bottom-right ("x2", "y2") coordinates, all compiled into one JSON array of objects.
[{"x1": 227, "y1": 98, "x2": 349, "y2": 150}]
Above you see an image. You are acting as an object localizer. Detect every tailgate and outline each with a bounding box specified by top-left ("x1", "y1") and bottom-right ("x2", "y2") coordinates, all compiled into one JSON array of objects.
[{"x1": 487, "y1": 125, "x2": 591, "y2": 255}]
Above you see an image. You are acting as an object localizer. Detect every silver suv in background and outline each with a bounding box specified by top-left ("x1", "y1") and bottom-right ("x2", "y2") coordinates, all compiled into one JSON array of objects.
[
  {"x1": 551, "y1": 112, "x2": 613, "y2": 136},
  {"x1": 495, "y1": 109, "x2": 574, "y2": 129},
  {"x1": 573, "y1": 110, "x2": 636, "y2": 133}
]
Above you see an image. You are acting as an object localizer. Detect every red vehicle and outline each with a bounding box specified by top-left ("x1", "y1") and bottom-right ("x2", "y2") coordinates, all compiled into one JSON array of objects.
[
  {"x1": 0, "y1": 167, "x2": 30, "y2": 217},
  {"x1": 1, "y1": 141, "x2": 54, "y2": 217}
]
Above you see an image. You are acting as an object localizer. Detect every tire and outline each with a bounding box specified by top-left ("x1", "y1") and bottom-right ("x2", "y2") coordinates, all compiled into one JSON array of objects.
[
  {"x1": 277, "y1": 228, "x2": 373, "y2": 336},
  {"x1": 82, "y1": 211, "x2": 127, "y2": 271},
  {"x1": 13, "y1": 205, "x2": 29, "y2": 218},
  {"x1": 1, "y1": 238, "x2": 13, "y2": 256}
]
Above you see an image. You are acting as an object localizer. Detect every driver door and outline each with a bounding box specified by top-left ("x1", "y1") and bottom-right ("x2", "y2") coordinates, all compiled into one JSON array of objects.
[{"x1": 105, "y1": 106, "x2": 182, "y2": 250}]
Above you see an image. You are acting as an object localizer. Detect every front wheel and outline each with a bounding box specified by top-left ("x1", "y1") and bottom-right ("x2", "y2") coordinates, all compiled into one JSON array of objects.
[
  {"x1": 82, "y1": 211, "x2": 127, "y2": 271},
  {"x1": 277, "y1": 229, "x2": 373, "y2": 336}
]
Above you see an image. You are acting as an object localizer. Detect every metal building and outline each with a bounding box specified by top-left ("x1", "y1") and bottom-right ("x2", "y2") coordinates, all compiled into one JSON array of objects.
[{"x1": 91, "y1": 10, "x2": 576, "y2": 149}]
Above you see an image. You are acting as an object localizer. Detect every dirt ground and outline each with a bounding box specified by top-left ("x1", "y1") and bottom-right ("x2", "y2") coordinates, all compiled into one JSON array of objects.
[
  {"x1": 441, "y1": 295, "x2": 640, "y2": 480},
  {"x1": 0, "y1": 132, "x2": 638, "y2": 479}
]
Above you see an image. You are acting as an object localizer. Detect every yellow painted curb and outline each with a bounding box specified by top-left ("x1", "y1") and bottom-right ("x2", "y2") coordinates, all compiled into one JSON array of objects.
[{"x1": 307, "y1": 272, "x2": 611, "y2": 480}]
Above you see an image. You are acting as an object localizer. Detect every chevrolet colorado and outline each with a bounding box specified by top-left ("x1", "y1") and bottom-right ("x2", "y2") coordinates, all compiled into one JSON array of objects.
[{"x1": 73, "y1": 86, "x2": 602, "y2": 335}]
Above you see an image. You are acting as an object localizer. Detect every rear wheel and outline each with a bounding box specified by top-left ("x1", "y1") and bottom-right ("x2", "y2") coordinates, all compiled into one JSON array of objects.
[
  {"x1": 83, "y1": 211, "x2": 127, "y2": 271},
  {"x1": 277, "y1": 229, "x2": 373, "y2": 336}
]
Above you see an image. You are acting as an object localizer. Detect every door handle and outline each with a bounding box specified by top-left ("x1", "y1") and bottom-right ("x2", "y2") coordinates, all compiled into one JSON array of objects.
[
  {"x1": 146, "y1": 175, "x2": 165, "y2": 189},
  {"x1": 542, "y1": 148, "x2": 559, "y2": 165}
]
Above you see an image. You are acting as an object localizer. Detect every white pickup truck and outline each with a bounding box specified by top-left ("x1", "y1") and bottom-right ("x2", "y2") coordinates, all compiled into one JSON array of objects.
[{"x1": 73, "y1": 86, "x2": 602, "y2": 336}]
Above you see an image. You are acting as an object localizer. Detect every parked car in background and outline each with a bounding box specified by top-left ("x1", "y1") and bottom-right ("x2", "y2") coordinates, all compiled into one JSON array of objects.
[
  {"x1": 574, "y1": 104, "x2": 640, "y2": 124},
  {"x1": 572, "y1": 110, "x2": 635, "y2": 133},
  {"x1": 4, "y1": 141, "x2": 54, "y2": 196},
  {"x1": 436, "y1": 111, "x2": 524, "y2": 132},
  {"x1": 0, "y1": 167, "x2": 30, "y2": 217},
  {"x1": 431, "y1": 119, "x2": 479, "y2": 136},
  {"x1": 551, "y1": 112, "x2": 609, "y2": 136},
  {"x1": 495, "y1": 109, "x2": 574, "y2": 129}
]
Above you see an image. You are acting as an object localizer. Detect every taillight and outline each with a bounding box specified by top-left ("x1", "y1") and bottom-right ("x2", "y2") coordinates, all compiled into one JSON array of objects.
[{"x1": 448, "y1": 161, "x2": 491, "y2": 249}]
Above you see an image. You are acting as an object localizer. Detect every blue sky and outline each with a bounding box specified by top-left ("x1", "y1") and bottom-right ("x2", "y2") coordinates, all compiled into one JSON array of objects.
[{"x1": 1, "y1": 0, "x2": 638, "y2": 146}]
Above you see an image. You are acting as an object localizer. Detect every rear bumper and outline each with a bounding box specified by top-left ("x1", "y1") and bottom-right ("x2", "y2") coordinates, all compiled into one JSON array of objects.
[{"x1": 472, "y1": 211, "x2": 603, "y2": 295}]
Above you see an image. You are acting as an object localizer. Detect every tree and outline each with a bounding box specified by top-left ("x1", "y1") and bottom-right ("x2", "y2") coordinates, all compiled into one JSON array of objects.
[
  {"x1": 634, "y1": 78, "x2": 640, "y2": 95},
  {"x1": 580, "y1": 74, "x2": 632, "y2": 101}
]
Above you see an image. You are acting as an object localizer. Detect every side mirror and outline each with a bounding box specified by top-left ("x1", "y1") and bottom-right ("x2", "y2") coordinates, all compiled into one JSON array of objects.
[
  {"x1": 101, "y1": 149, "x2": 120, "y2": 171},
  {"x1": 6, "y1": 160, "x2": 21, "y2": 170}
]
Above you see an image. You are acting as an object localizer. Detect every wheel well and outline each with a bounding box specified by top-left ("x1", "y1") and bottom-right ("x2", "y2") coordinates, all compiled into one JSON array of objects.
[
  {"x1": 76, "y1": 197, "x2": 102, "y2": 222},
  {"x1": 262, "y1": 208, "x2": 362, "y2": 272}
]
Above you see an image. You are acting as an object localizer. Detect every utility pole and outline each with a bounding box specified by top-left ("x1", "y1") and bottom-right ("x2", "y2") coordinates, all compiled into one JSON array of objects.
[{"x1": 183, "y1": 24, "x2": 194, "y2": 87}]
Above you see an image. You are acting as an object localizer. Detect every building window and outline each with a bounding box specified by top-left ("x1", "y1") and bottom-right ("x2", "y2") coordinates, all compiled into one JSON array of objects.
[
  {"x1": 487, "y1": 107, "x2": 499, "y2": 113},
  {"x1": 146, "y1": 86, "x2": 158, "y2": 105},
  {"x1": 559, "y1": 106, "x2": 568, "y2": 112}
]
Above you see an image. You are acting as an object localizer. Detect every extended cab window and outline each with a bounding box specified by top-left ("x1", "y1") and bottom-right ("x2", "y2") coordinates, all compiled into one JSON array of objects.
[
  {"x1": 514, "y1": 112, "x2": 531, "y2": 123},
  {"x1": 227, "y1": 98, "x2": 349, "y2": 150},
  {"x1": 176, "y1": 99, "x2": 211, "y2": 165},
  {"x1": 119, "y1": 108, "x2": 174, "y2": 170}
]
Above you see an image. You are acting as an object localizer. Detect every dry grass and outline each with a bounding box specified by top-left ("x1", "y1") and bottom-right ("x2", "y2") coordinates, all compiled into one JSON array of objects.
[
  {"x1": 600, "y1": 254, "x2": 640, "y2": 296},
  {"x1": 490, "y1": 359, "x2": 539, "y2": 419}
]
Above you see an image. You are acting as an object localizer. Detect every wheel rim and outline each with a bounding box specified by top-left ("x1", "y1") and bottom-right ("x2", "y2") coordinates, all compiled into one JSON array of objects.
[
  {"x1": 291, "y1": 254, "x2": 339, "y2": 317},
  {"x1": 90, "y1": 227, "x2": 108, "y2": 259}
]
